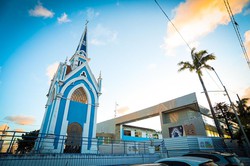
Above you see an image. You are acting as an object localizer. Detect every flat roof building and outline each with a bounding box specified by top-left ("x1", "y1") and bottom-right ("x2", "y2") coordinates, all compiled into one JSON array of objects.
[{"x1": 97, "y1": 93, "x2": 232, "y2": 142}]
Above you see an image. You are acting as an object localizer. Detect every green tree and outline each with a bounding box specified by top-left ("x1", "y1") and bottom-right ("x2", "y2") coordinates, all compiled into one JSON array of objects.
[
  {"x1": 178, "y1": 48, "x2": 223, "y2": 137},
  {"x1": 235, "y1": 98, "x2": 250, "y2": 140},
  {"x1": 16, "y1": 130, "x2": 39, "y2": 154},
  {"x1": 214, "y1": 102, "x2": 234, "y2": 138},
  {"x1": 237, "y1": 98, "x2": 250, "y2": 120}
]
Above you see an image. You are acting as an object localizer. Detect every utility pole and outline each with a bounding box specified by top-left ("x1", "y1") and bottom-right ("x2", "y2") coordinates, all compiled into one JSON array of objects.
[{"x1": 212, "y1": 67, "x2": 250, "y2": 148}]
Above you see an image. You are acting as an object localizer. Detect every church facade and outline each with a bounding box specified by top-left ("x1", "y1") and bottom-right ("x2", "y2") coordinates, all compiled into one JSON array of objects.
[{"x1": 36, "y1": 24, "x2": 102, "y2": 153}]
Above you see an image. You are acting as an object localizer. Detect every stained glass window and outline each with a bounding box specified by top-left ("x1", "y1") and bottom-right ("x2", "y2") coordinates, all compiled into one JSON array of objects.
[{"x1": 70, "y1": 87, "x2": 87, "y2": 104}]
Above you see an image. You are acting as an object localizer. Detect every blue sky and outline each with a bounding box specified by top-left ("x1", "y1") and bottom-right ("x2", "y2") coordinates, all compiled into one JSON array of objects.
[{"x1": 0, "y1": 0, "x2": 250, "y2": 132}]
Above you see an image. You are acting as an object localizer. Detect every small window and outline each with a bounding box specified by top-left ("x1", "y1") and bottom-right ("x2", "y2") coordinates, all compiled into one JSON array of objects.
[
  {"x1": 153, "y1": 133, "x2": 159, "y2": 139},
  {"x1": 135, "y1": 131, "x2": 142, "y2": 137},
  {"x1": 124, "y1": 130, "x2": 131, "y2": 136}
]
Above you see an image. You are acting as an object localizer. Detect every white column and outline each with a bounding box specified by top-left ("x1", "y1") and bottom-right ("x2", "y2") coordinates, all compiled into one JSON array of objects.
[{"x1": 120, "y1": 124, "x2": 123, "y2": 140}]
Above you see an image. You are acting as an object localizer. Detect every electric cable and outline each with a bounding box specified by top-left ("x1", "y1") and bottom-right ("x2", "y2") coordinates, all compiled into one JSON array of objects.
[
  {"x1": 154, "y1": 0, "x2": 224, "y2": 91},
  {"x1": 223, "y1": 0, "x2": 250, "y2": 69}
]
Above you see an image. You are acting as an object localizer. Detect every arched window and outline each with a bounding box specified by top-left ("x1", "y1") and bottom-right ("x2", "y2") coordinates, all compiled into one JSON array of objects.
[{"x1": 70, "y1": 87, "x2": 87, "y2": 104}]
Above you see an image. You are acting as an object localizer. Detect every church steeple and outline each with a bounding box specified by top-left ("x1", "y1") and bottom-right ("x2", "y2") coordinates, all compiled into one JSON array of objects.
[
  {"x1": 37, "y1": 20, "x2": 101, "y2": 154},
  {"x1": 70, "y1": 21, "x2": 89, "y2": 70},
  {"x1": 75, "y1": 21, "x2": 88, "y2": 58}
]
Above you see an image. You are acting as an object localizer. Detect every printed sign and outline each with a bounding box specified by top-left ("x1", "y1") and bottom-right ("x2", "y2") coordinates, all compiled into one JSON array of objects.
[
  {"x1": 198, "y1": 138, "x2": 214, "y2": 149},
  {"x1": 183, "y1": 124, "x2": 196, "y2": 136},
  {"x1": 169, "y1": 125, "x2": 183, "y2": 138}
]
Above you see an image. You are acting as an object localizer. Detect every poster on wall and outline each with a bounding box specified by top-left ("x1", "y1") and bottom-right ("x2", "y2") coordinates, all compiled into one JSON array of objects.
[
  {"x1": 169, "y1": 125, "x2": 183, "y2": 138},
  {"x1": 198, "y1": 138, "x2": 214, "y2": 150},
  {"x1": 183, "y1": 124, "x2": 196, "y2": 136}
]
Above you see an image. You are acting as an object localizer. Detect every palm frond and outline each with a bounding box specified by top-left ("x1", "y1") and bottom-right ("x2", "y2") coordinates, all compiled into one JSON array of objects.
[
  {"x1": 178, "y1": 48, "x2": 216, "y2": 76},
  {"x1": 177, "y1": 61, "x2": 195, "y2": 72},
  {"x1": 203, "y1": 64, "x2": 213, "y2": 70},
  {"x1": 200, "y1": 54, "x2": 216, "y2": 64}
]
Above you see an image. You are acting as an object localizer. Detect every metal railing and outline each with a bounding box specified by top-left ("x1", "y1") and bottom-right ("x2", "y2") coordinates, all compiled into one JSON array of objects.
[
  {"x1": 0, "y1": 131, "x2": 164, "y2": 155},
  {"x1": 0, "y1": 131, "x2": 249, "y2": 157}
]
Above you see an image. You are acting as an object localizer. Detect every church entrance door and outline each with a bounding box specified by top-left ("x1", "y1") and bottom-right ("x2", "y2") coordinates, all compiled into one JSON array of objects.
[{"x1": 64, "y1": 122, "x2": 82, "y2": 153}]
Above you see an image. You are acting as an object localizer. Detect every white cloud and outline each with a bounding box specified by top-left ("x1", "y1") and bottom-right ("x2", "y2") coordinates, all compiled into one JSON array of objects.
[
  {"x1": 117, "y1": 106, "x2": 130, "y2": 116},
  {"x1": 46, "y1": 62, "x2": 59, "y2": 84},
  {"x1": 90, "y1": 24, "x2": 118, "y2": 46},
  {"x1": 244, "y1": 30, "x2": 250, "y2": 61},
  {"x1": 57, "y1": 12, "x2": 71, "y2": 24},
  {"x1": 87, "y1": 8, "x2": 99, "y2": 20},
  {"x1": 163, "y1": 0, "x2": 249, "y2": 56},
  {"x1": 5, "y1": 116, "x2": 35, "y2": 125},
  {"x1": 29, "y1": 2, "x2": 54, "y2": 18},
  {"x1": 90, "y1": 38, "x2": 105, "y2": 46}
]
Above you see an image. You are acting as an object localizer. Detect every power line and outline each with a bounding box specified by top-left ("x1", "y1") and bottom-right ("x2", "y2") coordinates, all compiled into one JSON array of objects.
[
  {"x1": 154, "y1": 0, "x2": 223, "y2": 90},
  {"x1": 154, "y1": 0, "x2": 192, "y2": 50},
  {"x1": 223, "y1": 0, "x2": 250, "y2": 69},
  {"x1": 155, "y1": 0, "x2": 225, "y2": 137}
]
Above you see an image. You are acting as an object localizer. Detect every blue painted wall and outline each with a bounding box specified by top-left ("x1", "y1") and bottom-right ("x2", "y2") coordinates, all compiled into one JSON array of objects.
[
  {"x1": 63, "y1": 67, "x2": 98, "y2": 94},
  {"x1": 67, "y1": 101, "x2": 88, "y2": 127},
  {"x1": 122, "y1": 135, "x2": 151, "y2": 142},
  {"x1": 53, "y1": 78, "x2": 96, "y2": 149},
  {"x1": 54, "y1": 98, "x2": 67, "y2": 136},
  {"x1": 41, "y1": 105, "x2": 52, "y2": 134}
]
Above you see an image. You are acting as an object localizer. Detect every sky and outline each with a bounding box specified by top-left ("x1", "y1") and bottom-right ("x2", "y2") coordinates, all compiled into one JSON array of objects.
[{"x1": 0, "y1": 0, "x2": 250, "y2": 132}]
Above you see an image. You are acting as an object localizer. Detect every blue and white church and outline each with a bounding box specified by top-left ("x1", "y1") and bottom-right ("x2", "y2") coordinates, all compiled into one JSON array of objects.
[{"x1": 35, "y1": 23, "x2": 102, "y2": 154}]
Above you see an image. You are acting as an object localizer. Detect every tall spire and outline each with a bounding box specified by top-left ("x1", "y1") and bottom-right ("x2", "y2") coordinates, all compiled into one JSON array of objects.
[{"x1": 76, "y1": 20, "x2": 89, "y2": 58}]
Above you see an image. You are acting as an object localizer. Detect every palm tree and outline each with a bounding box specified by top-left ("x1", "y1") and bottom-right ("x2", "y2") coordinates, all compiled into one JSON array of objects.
[{"x1": 178, "y1": 48, "x2": 223, "y2": 137}]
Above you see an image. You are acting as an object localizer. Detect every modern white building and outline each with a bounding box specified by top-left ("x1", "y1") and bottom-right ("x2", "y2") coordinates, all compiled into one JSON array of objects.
[{"x1": 97, "y1": 93, "x2": 232, "y2": 141}]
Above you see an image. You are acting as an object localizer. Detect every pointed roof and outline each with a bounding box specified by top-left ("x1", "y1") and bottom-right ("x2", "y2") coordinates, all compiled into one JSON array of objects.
[{"x1": 75, "y1": 21, "x2": 88, "y2": 58}]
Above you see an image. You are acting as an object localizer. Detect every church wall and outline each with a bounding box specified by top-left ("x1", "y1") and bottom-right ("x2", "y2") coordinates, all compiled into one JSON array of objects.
[
  {"x1": 63, "y1": 66, "x2": 98, "y2": 94},
  {"x1": 56, "y1": 65, "x2": 62, "y2": 80},
  {"x1": 87, "y1": 90, "x2": 97, "y2": 150},
  {"x1": 41, "y1": 105, "x2": 52, "y2": 134},
  {"x1": 53, "y1": 79, "x2": 97, "y2": 150},
  {"x1": 54, "y1": 98, "x2": 67, "y2": 136},
  {"x1": 61, "y1": 65, "x2": 67, "y2": 80},
  {"x1": 67, "y1": 101, "x2": 88, "y2": 126}
]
